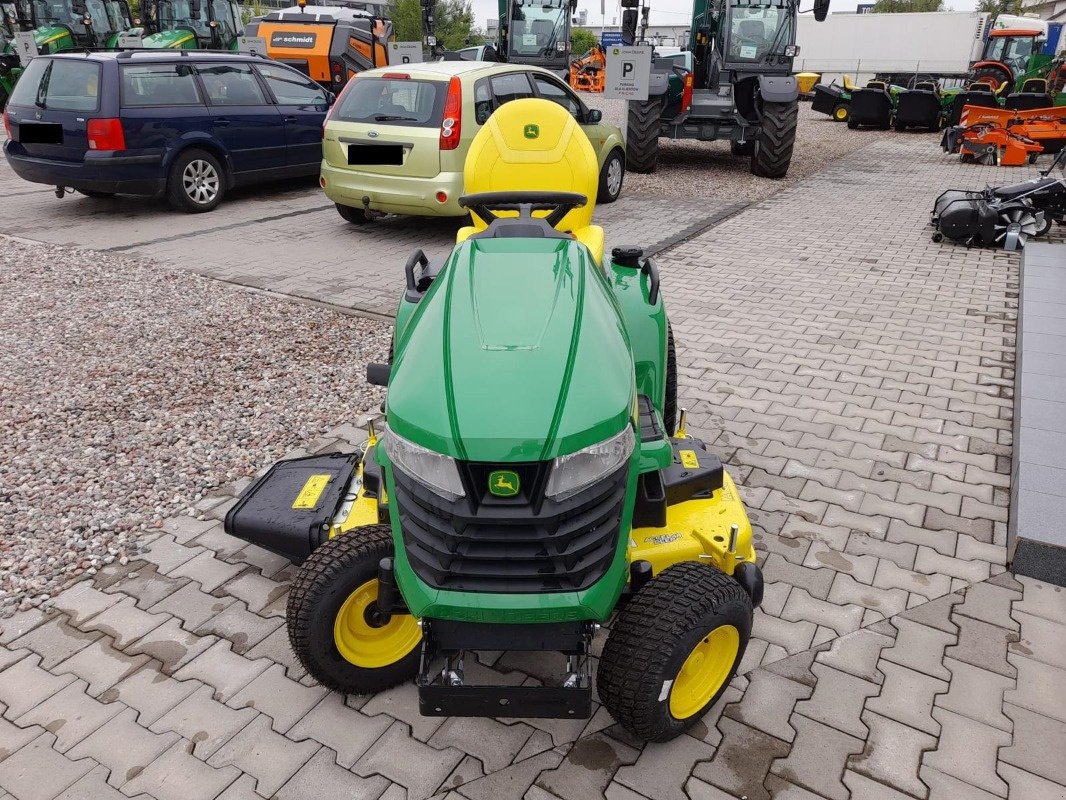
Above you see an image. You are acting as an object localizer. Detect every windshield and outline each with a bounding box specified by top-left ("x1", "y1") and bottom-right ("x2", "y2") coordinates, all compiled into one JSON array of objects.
[
  {"x1": 31, "y1": 0, "x2": 73, "y2": 25},
  {"x1": 158, "y1": 0, "x2": 207, "y2": 33},
  {"x1": 101, "y1": 0, "x2": 129, "y2": 30},
  {"x1": 508, "y1": 0, "x2": 567, "y2": 59},
  {"x1": 333, "y1": 77, "x2": 445, "y2": 127},
  {"x1": 726, "y1": 0, "x2": 792, "y2": 63},
  {"x1": 984, "y1": 35, "x2": 1038, "y2": 75}
]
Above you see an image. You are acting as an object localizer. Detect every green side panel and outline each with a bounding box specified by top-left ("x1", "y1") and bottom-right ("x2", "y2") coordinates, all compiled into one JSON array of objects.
[
  {"x1": 381, "y1": 445, "x2": 638, "y2": 623},
  {"x1": 387, "y1": 237, "x2": 635, "y2": 463},
  {"x1": 606, "y1": 257, "x2": 666, "y2": 415},
  {"x1": 35, "y1": 26, "x2": 74, "y2": 52},
  {"x1": 142, "y1": 29, "x2": 198, "y2": 48}
]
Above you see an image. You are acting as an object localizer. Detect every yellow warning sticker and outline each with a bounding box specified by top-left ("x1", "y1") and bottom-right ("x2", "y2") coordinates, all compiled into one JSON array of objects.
[
  {"x1": 679, "y1": 449, "x2": 700, "y2": 469},
  {"x1": 292, "y1": 474, "x2": 331, "y2": 510}
]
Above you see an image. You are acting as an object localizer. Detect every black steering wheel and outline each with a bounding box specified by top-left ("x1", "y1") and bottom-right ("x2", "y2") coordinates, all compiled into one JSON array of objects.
[{"x1": 458, "y1": 191, "x2": 587, "y2": 229}]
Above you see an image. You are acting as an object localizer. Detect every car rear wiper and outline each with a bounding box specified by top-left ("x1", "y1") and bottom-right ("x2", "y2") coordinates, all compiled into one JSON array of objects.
[{"x1": 373, "y1": 114, "x2": 416, "y2": 121}]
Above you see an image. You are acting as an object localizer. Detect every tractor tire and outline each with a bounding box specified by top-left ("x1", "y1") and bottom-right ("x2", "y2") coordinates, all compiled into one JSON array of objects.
[
  {"x1": 166, "y1": 148, "x2": 225, "y2": 213},
  {"x1": 831, "y1": 103, "x2": 849, "y2": 122},
  {"x1": 971, "y1": 65, "x2": 1011, "y2": 94},
  {"x1": 597, "y1": 561, "x2": 753, "y2": 742},
  {"x1": 626, "y1": 99, "x2": 661, "y2": 174},
  {"x1": 337, "y1": 203, "x2": 372, "y2": 225},
  {"x1": 288, "y1": 526, "x2": 422, "y2": 695},
  {"x1": 730, "y1": 140, "x2": 755, "y2": 156},
  {"x1": 750, "y1": 100, "x2": 798, "y2": 180},
  {"x1": 664, "y1": 321, "x2": 677, "y2": 436}
]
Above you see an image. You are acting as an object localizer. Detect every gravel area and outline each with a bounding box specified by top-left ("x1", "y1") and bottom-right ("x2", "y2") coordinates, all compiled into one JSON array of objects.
[
  {"x1": 583, "y1": 97, "x2": 928, "y2": 203},
  {"x1": 0, "y1": 238, "x2": 388, "y2": 612}
]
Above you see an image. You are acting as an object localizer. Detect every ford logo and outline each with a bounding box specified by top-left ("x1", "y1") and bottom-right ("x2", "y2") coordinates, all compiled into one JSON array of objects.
[{"x1": 368, "y1": 131, "x2": 378, "y2": 138}]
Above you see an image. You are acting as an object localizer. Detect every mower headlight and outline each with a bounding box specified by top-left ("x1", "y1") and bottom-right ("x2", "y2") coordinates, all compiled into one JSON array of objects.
[
  {"x1": 784, "y1": 44, "x2": 799, "y2": 58},
  {"x1": 545, "y1": 427, "x2": 634, "y2": 502},
  {"x1": 382, "y1": 426, "x2": 465, "y2": 501}
]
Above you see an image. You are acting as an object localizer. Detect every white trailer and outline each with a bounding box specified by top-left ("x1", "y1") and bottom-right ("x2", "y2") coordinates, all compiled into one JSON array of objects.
[{"x1": 795, "y1": 11, "x2": 993, "y2": 85}]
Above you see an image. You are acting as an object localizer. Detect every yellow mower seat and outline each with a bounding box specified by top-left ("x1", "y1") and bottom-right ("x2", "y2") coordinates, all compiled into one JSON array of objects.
[{"x1": 457, "y1": 98, "x2": 604, "y2": 264}]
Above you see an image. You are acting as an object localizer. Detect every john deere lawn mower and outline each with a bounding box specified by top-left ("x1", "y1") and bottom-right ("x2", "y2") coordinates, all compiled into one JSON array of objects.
[{"x1": 225, "y1": 97, "x2": 762, "y2": 742}]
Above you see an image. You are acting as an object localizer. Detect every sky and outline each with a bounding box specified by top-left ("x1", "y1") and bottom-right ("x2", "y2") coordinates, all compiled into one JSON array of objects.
[{"x1": 469, "y1": 0, "x2": 982, "y2": 29}]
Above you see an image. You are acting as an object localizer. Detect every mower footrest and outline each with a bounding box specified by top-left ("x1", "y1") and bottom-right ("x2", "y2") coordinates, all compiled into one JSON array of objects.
[{"x1": 419, "y1": 684, "x2": 592, "y2": 719}]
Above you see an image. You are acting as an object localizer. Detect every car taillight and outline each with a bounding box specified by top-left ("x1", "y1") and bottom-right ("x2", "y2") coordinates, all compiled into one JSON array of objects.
[
  {"x1": 2, "y1": 110, "x2": 11, "y2": 140},
  {"x1": 440, "y1": 76, "x2": 462, "y2": 151},
  {"x1": 87, "y1": 118, "x2": 125, "y2": 151},
  {"x1": 681, "y1": 72, "x2": 694, "y2": 113}
]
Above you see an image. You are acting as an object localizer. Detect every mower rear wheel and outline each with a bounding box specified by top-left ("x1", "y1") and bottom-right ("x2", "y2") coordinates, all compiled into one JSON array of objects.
[
  {"x1": 288, "y1": 526, "x2": 421, "y2": 694},
  {"x1": 597, "y1": 561, "x2": 752, "y2": 742},
  {"x1": 751, "y1": 100, "x2": 798, "y2": 179},
  {"x1": 626, "y1": 98, "x2": 661, "y2": 174},
  {"x1": 832, "y1": 103, "x2": 849, "y2": 122}
]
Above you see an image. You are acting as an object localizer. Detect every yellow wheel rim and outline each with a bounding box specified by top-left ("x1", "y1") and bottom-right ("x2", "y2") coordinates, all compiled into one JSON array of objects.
[
  {"x1": 669, "y1": 625, "x2": 740, "y2": 720},
  {"x1": 333, "y1": 578, "x2": 421, "y2": 668},
  {"x1": 834, "y1": 107, "x2": 848, "y2": 121}
]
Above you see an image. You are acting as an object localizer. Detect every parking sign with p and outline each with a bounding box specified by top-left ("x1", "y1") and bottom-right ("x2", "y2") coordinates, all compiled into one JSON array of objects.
[{"x1": 603, "y1": 45, "x2": 651, "y2": 101}]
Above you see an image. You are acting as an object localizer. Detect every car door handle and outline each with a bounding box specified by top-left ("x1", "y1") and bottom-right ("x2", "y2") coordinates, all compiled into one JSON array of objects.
[
  {"x1": 215, "y1": 118, "x2": 231, "y2": 126},
  {"x1": 284, "y1": 116, "x2": 298, "y2": 123}
]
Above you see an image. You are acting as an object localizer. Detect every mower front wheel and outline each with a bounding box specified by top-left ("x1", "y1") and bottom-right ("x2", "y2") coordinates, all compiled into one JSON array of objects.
[
  {"x1": 288, "y1": 526, "x2": 421, "y2": 695},
  {"x1": 597, "y1": 562, "x2": 752, "y2": 742}
]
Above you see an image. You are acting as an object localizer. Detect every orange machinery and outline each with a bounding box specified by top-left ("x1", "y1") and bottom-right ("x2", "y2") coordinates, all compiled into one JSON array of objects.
[
  {"x1": 947, "y1": 104, "x2": 1066, "y2": 165},
  {"x1": 246, "y1": 2, "x2": 392, "y2": 90},
  {"x1": 569, "y1": 45, "x2": 605, "y2": 93}
]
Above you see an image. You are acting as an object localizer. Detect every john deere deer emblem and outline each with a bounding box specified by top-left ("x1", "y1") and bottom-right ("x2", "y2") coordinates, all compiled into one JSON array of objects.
[
  {"x1": 489, "y1": 470, "x2": 520, "y2": 497},
  {"x1": 523, "y1": 123, "x2": 540, "y2": 140}
]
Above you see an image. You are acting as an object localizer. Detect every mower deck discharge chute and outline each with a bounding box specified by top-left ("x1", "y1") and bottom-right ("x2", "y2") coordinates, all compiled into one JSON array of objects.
[{"x1": 226, "y1": 98, "x2": 762, "y2": 742}]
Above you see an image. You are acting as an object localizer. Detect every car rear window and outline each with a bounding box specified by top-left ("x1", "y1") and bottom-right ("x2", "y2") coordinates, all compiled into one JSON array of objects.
[
  {"x1": 9, "y1": 58, "x2": 101, "y2": 112},
  {"x1": 122, "y1": 64, "x2": 202, "y2": 107},
  {"x1": 333, "y1": 77, "x2": 445, "y2": 128}
]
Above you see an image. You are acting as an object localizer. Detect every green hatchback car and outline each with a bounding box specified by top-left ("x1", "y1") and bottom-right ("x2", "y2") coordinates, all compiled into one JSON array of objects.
[{"x1": 320, "y1": 60, "x2": 626, "y2": 224}]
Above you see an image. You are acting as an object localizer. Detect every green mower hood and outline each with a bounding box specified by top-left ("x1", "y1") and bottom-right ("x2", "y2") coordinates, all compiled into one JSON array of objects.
[
  {"x1": 142, "y1": 28, "x2": 198, "y2": 48},
  {"x1": 34, "y1": 26, "x2": 74, "y2": 51},
  {"x1": 386, "y1": 237, "x2": 636, "y2": 464}
]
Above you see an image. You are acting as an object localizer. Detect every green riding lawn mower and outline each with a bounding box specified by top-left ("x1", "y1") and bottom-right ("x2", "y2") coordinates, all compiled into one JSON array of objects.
[{"x1": 225, "y1": 97, "x2": 764, "y2": 741}]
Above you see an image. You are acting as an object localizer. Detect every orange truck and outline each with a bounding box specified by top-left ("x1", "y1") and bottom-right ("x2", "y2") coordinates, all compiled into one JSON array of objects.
[{"x1": 246, "y1": 2, "x2": 392, "y2": 90}]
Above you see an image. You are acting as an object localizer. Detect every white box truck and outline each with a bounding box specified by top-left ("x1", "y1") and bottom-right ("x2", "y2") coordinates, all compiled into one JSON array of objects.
[{"x1": 795, "y1": 11, "x2": 993, "y2": 85}]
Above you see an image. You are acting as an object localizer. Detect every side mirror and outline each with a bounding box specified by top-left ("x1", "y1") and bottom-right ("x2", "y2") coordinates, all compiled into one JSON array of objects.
[
  {"x1": 326, "y1": 90, "x2": 336, "y2": 105},
  {"x1": 474, "y1": 99, "x2": 492, "y2": 124},
  {"x1": 586, "y1": 108, "x2": 602, "y2": 123},
  {"x1": 813, "y1": 0, "x2": 829, "y2": 22}
]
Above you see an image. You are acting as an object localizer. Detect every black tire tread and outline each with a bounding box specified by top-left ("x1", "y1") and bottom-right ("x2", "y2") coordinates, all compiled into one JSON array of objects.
[
  {"x1": 597, "y1": 561, "x2": 752, "y2": 742},
  {"x1": 626, "y1": 99, "x2": 660, "y2": 174},
  {"x1": 664, "y1": 322, "x2": 677, "y2": 436},
  {"x1": 288, "y1": 525, "x2": 417, "y2": 694},
  {"x1": 751, "y1": 100, "x2": 798, "y2": 179}
]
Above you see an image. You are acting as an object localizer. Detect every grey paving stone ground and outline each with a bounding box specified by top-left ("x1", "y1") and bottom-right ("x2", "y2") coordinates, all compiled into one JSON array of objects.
[{"x1": 4, "y1": 117, "x2": 1066, "y2": 799}]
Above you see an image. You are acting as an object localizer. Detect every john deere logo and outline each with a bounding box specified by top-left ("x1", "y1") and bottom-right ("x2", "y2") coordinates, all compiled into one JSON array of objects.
[
  {"x1": 489, "y1": 470, "x2": 520, "y2": 497},
  {"x1": 523, "y1": 123, "x2": 539, "y2": 139},
  {"x1": 612, "y1": 47, "x2": 620, "y2": 55}
]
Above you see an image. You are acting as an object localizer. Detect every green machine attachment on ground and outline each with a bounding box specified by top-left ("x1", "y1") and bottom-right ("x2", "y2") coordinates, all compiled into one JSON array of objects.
[{"x1": 225, "y1": 97, "x2": 764, "y2": 741}]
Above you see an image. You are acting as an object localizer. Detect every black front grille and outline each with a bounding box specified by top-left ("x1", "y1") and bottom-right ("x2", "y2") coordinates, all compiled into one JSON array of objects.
[{"x1": 392, "y1": 463, "x2": 628, "y2": 594}]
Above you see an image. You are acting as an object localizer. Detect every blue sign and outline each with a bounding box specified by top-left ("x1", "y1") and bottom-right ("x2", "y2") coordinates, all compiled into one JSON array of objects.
[{"x1": 601, "y1": 31, "x2": 624, "y2": 46}]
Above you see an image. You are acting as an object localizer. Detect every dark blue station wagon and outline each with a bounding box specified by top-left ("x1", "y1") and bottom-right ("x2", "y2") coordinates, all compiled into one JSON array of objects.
[{"x1": 2, "y1": 51, "x2": 332, "y2": 212}]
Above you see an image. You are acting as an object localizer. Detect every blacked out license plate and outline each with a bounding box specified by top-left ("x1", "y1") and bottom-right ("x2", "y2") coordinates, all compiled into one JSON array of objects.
[
  {"x1": 348, "y1": 143, "x2": 404, "y2": 166},
  {"x1": 17, "y1": 123, "x2": 63, "y2": 145}
]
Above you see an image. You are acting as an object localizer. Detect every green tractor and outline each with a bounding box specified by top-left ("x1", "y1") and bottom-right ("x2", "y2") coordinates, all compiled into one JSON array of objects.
[
  {"x1": 626, "y1": 0, "x2": 830, "y2": 179},
  {"x1": 24, "y1": 0, "x2": 139, "y2": 52},
  {"x1": 225, "y1": 97, "x2": 763, "y2": 741},
  {"x1": 1, "y1": 0, "x2": 32, "y2": 108},
  {"x1": 140, "y1": 0, "x2": 242, "y2": 50}
]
